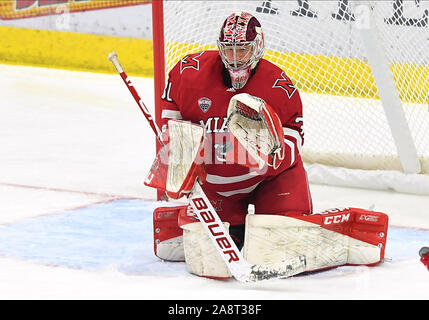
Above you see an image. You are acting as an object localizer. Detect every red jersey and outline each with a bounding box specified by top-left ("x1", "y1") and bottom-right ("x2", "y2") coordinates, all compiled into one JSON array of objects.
[{"x1": 161, "y1": 50, "x2": 304, "y2": 200}]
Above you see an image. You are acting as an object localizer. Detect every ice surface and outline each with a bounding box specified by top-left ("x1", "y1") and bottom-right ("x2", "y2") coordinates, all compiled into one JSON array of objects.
[{"x1": 0, "y1": 64, "x2": 428, "y2": 300}]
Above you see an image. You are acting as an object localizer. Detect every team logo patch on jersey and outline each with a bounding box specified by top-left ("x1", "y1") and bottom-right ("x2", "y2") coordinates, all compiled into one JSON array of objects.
[
  {"x1": 180, "y1": 52, "x2": 204, "y2": 74},
  {"x1": 198, "y1": 97, "x2": 212, "y2": 113},
  {"x1": 273, "y1": 72, "x2": 297, "y2": 98}
]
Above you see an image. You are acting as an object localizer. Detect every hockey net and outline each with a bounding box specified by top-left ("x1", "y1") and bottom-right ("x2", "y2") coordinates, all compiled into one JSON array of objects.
[{"x1": 153, "y1": 1, "x2": 429, "y2": 193}]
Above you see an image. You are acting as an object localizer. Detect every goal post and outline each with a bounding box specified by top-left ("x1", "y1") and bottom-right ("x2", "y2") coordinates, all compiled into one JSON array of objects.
[
  {"x1": 357, "y1": 1, "x2": 421, "y2": 174},
  {"x1": 152, "y1": 0, "x2": 165, "y2": 145},
  {"x1": 152, "y1": 0, "x2": 166, "y2": 200},
  {"x1": 152, "y1": 0, "x2": 429, "y2": 193}
]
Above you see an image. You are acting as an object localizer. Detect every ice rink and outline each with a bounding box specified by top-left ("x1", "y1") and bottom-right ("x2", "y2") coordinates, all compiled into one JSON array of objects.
[{"x1": 0, "y1": 64, "x2": 428, "y2": 300}]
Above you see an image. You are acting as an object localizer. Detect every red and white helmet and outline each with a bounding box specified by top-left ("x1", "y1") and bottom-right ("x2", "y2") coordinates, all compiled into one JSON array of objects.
[{"x1": 217, "y1": 12, "x2": 265, "y2": 89}]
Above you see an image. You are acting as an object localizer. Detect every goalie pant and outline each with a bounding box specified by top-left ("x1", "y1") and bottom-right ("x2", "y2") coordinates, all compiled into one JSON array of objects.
[{"x1": 153, "y1": 206, "x2": 389, "y2": 278}]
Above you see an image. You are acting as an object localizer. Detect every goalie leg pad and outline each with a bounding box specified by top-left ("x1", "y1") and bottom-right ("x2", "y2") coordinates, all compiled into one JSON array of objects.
[
  {"x1": 244, "y1": 208, "x2": 388, "y2": 272},
  {"x1": 153, "y1": 206, "x2": 187, "y2": 262},
  {"x1": 181, "y1": 221, "x2": 232, "y2": 279}
]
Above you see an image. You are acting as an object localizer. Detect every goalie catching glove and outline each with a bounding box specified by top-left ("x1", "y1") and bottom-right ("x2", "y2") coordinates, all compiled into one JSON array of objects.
[
  {"x1": 144, "y1": 120, "x2": 207, "y2": 199},
  {"x1": 227, "y1": 93, "x2": 285, "y2": 170}
]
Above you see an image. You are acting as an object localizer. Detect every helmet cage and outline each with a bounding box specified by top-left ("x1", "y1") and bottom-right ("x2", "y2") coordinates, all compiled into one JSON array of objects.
[
  {"x1": 217, "y1": 35, "x2": 263, "y2": 71},
  {"x1": 217, "y1": 41, "x2": 257, "y2": 71}
]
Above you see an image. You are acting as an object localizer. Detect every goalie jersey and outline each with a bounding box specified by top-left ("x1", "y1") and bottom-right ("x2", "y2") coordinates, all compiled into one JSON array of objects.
[{"x1": 160, "y1": 50, "x2": 304, "y2": 207}]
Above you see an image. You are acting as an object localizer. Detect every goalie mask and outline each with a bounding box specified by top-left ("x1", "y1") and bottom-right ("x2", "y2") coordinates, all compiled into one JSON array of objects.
[{"x1": 217, "y1": 12, "x2": 264, "y2": 90}]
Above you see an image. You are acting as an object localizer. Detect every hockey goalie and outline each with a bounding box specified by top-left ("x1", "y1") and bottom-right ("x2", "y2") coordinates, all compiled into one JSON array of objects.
[{"x1": 145, "y1": 11, "x2": 389, "y2": 280}]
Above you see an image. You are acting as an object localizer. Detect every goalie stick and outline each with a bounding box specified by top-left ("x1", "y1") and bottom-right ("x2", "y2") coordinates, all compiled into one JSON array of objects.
[{"x1": 107, "y1": 51, "x2": 306, "y2": 283}]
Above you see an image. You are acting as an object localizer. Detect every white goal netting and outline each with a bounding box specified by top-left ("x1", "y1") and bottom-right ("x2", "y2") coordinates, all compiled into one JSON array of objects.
[{"x1": 158, "y1": 0, "x2": 429, "y2": 192}]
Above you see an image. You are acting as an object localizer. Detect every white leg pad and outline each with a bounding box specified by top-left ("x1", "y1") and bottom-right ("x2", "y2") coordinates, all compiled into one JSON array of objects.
[
  {"x1": 244, "y1": 213, "x2": 385, "y2": 272},
  {"x1": 181, "y1": 222, "x2": 232, "y2": 279},
  {"x1": 155, "y1": 235, "x2": 185, "y2": 262}
]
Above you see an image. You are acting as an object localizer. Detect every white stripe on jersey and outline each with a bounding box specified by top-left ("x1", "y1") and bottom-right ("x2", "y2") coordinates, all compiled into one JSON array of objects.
[
  {"x1": 216, "y1": 181, "x2": 262, "y2": 197},
  {"x1": 206, "y1": 171, "x2": 261, "y2": 184},
  {"x1": 283, "y1": 127, "x2": 303, "y2": 153},
  {"x1": 161, "y1": 109, "x2": 183, "y2": 120},
  {"x1": 284, "y1": 138, "x2": 296, "y2": 166}
]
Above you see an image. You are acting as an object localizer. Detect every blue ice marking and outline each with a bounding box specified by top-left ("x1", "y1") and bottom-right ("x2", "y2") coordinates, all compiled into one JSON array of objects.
[
  {"x1": 0, "y1": 199, "x2": 186, "y2": 275},
  {"x1": 0, "y1": 200, "x2": 427, "y2": 274}
]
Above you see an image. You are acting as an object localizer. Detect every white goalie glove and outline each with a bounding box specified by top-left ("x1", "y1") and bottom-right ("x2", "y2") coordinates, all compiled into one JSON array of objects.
[{"x1": 227, "y1": 93, "x2": 285, "y2": 170}]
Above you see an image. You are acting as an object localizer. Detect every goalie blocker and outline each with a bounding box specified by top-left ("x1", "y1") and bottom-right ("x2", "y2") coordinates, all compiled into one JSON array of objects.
[
  {"x1": 153, "y1": 206, "x2": 388, "y2": 278},
  {"x1": 144, "y1": 119, "x2": 207, "y2": 199}
]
